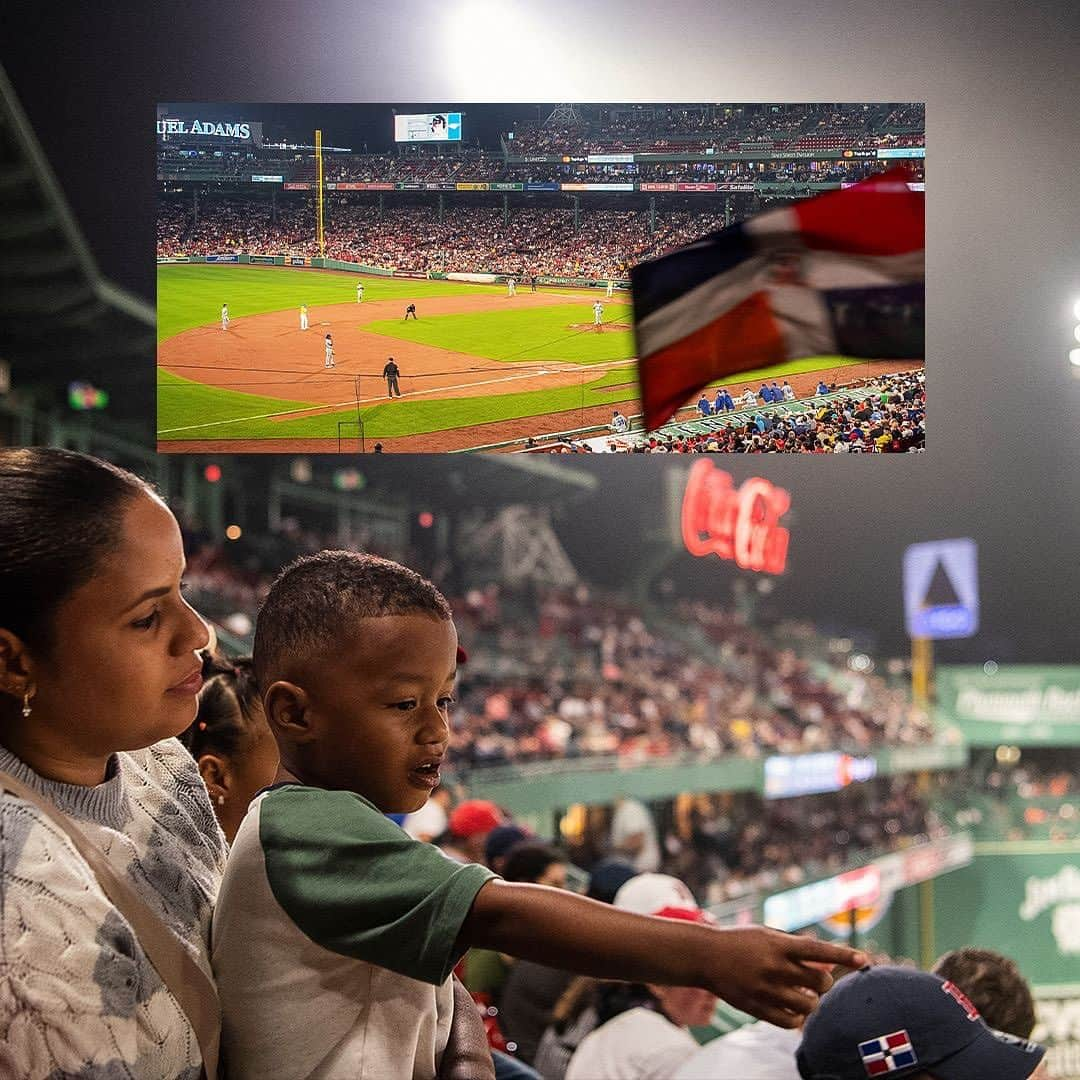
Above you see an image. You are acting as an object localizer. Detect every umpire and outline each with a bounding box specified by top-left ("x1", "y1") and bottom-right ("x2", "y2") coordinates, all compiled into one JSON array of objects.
[{"x1": 383, "y1": 357, "x2": 402, "y2": 398}]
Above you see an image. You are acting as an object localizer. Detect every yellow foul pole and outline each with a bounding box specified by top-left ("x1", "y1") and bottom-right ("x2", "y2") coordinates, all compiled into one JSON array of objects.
[{"x1": 315, "y1": 129, "x2": 325, "y2": 258}]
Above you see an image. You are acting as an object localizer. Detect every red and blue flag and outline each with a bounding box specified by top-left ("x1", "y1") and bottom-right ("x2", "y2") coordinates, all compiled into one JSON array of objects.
[
  {"x1": 631, "y1": 168, "x2": 924, "y2": 431},
  {"x1": 858, "y1": 1029, "x2": 919, "y2": 1075}
]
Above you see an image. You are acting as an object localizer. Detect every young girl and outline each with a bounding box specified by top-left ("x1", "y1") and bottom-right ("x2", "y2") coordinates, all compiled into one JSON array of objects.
[{"x1": 181, "y1": 654, "x2": 279, "y2": 845}]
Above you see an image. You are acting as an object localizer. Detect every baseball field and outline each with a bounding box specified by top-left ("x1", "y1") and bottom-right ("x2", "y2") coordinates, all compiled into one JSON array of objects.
[{"x1": 156, "y1": 264, "x2": 879, "y2": 452}]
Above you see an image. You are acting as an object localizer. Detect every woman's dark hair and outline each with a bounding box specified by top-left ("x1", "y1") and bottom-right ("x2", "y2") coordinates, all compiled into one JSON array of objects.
[
  {"x1": 179, "y1": 653, "x2": 265, "y2": 761},
  {"x1": 501, "y1": 841, "x2": 567, "y2": 884},
  {"x1": 0, "y1": 448, "x2": 153, "y2": 653}
]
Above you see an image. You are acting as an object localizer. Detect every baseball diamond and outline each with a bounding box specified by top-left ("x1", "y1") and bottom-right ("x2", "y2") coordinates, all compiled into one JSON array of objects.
[{"x1": 156, "y1": 263, "x2": 885, "y2": 452}]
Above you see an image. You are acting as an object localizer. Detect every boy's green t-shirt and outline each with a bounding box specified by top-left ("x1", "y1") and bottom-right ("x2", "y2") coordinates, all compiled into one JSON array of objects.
[{"x1": 212, "y1": 784, "x2": 495, "y2": 1080}]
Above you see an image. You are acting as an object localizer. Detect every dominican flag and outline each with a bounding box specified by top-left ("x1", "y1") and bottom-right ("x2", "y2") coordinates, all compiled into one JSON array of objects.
[
  {"x1": 631, "y1": 168, "x2": 924, "y2": 431},
  {"x1": 858, "y1": 1029, "x2": 919, "y2": 1075}
]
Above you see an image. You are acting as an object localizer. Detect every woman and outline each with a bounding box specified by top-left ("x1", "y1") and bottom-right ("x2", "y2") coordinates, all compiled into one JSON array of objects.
[
  {"x1": 0, "y1": 447, "x2": 224, "y2": 1078},
  {"x1": 0, "y1": 448, "x2": 494, "y2": 1080},
  {"x1": 181, "y1": 655, "x2": 279, "y2": 845}
]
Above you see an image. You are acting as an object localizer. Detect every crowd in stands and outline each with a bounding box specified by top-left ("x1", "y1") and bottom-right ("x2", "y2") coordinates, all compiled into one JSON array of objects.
[
  {"x1": 504, "y1": 102, "x2": 925, "y2": 156},
  {"x1": 157, "y1": 197, "x2": 733, "y2": 277},
  {"x1": 446, "y1": 584, "x2": 932, "y2": 773},
  {"x1": 593, "y1": 371, "x2": 925, "y2": 455},
  {"x1": 657, "y1": 778, "x2": 945, "y2": 905},
  {"x1": 174, "y1": 505, "x2": 934, "y2": 775},
  {"x1": 937, "y1": 749, "x2": 1080, "y2": 843}
]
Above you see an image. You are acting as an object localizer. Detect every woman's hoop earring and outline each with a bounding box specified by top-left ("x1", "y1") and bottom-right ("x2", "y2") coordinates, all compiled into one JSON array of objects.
[{"x1": 21, "y1": 691, "x2": 32, "y2": 718}]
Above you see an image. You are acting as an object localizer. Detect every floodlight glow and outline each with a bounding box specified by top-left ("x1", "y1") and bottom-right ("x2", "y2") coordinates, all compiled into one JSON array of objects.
[
  {"x1": 1070, "y1": 348, "x2": 1080, "y2": 367},
  {"x1": 1074, "y1": 325, "x2": 1080, "y2": 344},
  {"x1": 1073, "y1": 299, "x2": 1080, "y2": 320},
  {"x1": 446, "y1": 2, "x2": 558, "y2": 96}
]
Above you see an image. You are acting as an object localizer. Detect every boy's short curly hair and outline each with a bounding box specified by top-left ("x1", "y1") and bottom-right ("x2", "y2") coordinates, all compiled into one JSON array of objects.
[{"x1": 253, "y1": 551, "x2": 452, "y2": 692}]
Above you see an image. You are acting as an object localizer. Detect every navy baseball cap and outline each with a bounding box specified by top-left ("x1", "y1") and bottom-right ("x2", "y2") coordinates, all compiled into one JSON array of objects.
[{"x1": 797, "y1": 966, "x2": 1045, "y2": 1080}]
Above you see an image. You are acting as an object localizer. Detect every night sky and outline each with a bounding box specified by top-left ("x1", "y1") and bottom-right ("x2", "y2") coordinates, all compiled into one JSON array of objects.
[{"x1": 3, "y1": 0, "x2": 1079, "y2": 664}]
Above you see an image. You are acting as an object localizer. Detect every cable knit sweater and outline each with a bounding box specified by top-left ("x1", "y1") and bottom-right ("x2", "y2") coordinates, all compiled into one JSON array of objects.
[{"x1": 0, "y1": 738, "x2": 227, "y2": 1079}]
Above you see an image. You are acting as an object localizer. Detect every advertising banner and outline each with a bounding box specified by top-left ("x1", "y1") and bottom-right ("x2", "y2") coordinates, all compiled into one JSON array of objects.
[
  {"x1": 156, "y1": 117, "x2": 263, "y2": 146},
  {"x1": 764, "y1": 834, "x2": 973, "y2": 932},
  {"x1": 879, "y1": 147, "x2": 926, "y2": 158},
  {"x1": 716, "y1": 182, "x2": 755, "y2": 191},
  {"x1": 287, "y1": 257, "x2": 308, "y2": 267},
  {"x1": 640, "y1": 182, "x2": 678, "y2": 192},
  {"x1": 284, "y1": 182, "x2": 312, "y2": 190},
  {"x1": 843, "y1": 149, "x2": 879, "y2": 159},
  {"x1": 677, "y1": 182, "x2": 718, "y2": 192},
  {"x1": 933, "y1": 845, "x2": 1080, "y2": 1079},
  {"x1": 524, "y1": 182, "x2": 560, "y2": 191},
  {"x1": 587, "y1": 153, "x2": 635, "y2": 163},
  {"x1": 203, "y1": 254, "x2": 239, "y2": 263},
  {"x1": 250, "y1": 175, "x2": 282, "y2": 183},
  {"x1": 488, "y1": 182, "x2": 524, "y2": 191},
  {"x1": 903, "y1": 538, "x2": 979, "y2": 640},
  {"x1": 399, "y1": 183, "x2": 423, "y2": 190},
  {"x1": 248, "y1": 254, "x2": 277, "y2": 264},
  {"x1": 936, "y1": 666, "x2": 1080, "y2": 745},
  {"x1": 456, "y1": 182, "x2": 490, "y2": 191},
  {"x1": 560, "y1": 183, "x2": 635, "y2": 192},
  {"x1": 764, "y1": 751, "x2": 877, "y2": 799}
]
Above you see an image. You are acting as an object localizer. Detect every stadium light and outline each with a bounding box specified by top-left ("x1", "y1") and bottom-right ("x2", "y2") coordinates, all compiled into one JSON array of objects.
[
  {"x1": 1071, "y1": 349, "x2": 1080, "y2": 367},
  {"x1": 447, "y1": 2, "x2": 549, "y2": 94},
  {"x1": 1073, "y1": 299, "x2": 1080, "y2": 321}
]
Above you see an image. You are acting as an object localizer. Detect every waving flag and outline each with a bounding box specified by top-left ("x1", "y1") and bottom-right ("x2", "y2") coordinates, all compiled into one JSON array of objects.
[{"x1": 631, "y1": 169, "x2": 924, "y2": 431}]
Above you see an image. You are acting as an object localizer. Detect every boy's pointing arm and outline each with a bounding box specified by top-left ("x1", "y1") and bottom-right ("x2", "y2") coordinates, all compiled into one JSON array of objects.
[{"x1": 457, "y1": 879, "x2": 867, "y2": 1030}]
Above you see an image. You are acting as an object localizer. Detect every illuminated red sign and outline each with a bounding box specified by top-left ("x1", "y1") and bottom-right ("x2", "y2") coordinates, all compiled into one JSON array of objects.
[{"x1": 681, "y1": 459, "x2": 791, "y2": 574}]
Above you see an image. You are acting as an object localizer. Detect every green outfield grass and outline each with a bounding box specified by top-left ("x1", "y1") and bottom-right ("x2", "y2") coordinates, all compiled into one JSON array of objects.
[
  {"x1": 156, "y1": 264, "x2": 508, "y2": 342},
  {"x1": 363, "y1": 304, "x2": 635, "y2": 364}
]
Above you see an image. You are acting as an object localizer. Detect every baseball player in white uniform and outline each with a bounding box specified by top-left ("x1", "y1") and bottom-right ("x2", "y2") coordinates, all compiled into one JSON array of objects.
[
  {"x1": 507, "y1": 277, "x2": 516, "y2": 297},
  {"x1": 593, "y1": 300, "x2": 604, "y2": 327},
  {"x1": 221, "y1": 303, "x2": 229, "y2": 331},
  {"x1": 300, "y1": 304, "x2": 309, "y2": 331},
  {"x1": 606, "y1": 279, "x2": 615, "y2": 299},
  {"x1": 356, "y1": 282, "x2": 364, "y2": 303},
  {"x1": 324, "y1": 333, "x2": 335, "y2": 369}
]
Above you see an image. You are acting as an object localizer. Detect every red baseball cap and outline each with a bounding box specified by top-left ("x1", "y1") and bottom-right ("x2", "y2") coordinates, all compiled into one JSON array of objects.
[
  {"x1": 652, "y1": 905, "x2": 717, "y2": 926},
  {"x1": 449, "y1": 799, "x2": 503, "y2": 838}
]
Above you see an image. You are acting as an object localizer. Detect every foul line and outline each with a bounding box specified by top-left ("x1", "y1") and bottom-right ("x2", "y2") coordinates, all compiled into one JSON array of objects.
[{"x1": 157, "y1": 359, "x2": 635, "y2": 434}]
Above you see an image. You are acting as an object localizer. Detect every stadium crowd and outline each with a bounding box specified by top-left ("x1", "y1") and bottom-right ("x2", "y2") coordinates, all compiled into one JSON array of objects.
[
  {"x1": 176, "y1": 507, "x2": 935, "y2": 771},
  {"x1": 937, "y1": 749, "x2": 1080, "y2": 843},
  {"x1": 503, "y1": 102, "x2": 924, "y2": 155},
  {"x1": 592, "y1": 371, "x2": 926, "y2": 455},
  {"x1": 157, "y1": 197, "x2": 734, "y2": 278}
]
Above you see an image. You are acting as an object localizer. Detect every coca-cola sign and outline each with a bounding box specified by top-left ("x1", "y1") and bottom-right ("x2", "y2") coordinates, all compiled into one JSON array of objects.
[{"x1": 680, "y1": 459, "x2": 790, "y2": 574}]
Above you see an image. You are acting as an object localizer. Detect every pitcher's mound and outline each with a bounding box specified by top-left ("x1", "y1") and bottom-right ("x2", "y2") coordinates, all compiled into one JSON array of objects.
[{"x1": 569, "y1": 322, "x2": 632, "y2": 332}]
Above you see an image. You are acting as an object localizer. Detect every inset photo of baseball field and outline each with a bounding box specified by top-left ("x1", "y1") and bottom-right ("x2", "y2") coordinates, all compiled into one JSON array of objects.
[{"x1": 157, "y1": 103, "x2": 925, "y2": 454}]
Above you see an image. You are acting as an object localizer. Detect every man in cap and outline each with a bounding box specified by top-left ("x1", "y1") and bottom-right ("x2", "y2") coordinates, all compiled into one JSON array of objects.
[
  {"x1": 448, "y1": 798, "x2": 505, "y2": 865},
  {"x1": 796, "y1": 966, "x2": 1048, "y2": 1080}
]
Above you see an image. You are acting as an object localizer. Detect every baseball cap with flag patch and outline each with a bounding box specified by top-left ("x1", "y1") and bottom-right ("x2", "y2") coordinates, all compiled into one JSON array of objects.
[{"x1": 796, "y1": 966, "x2": 1045, "y2": 1080}]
